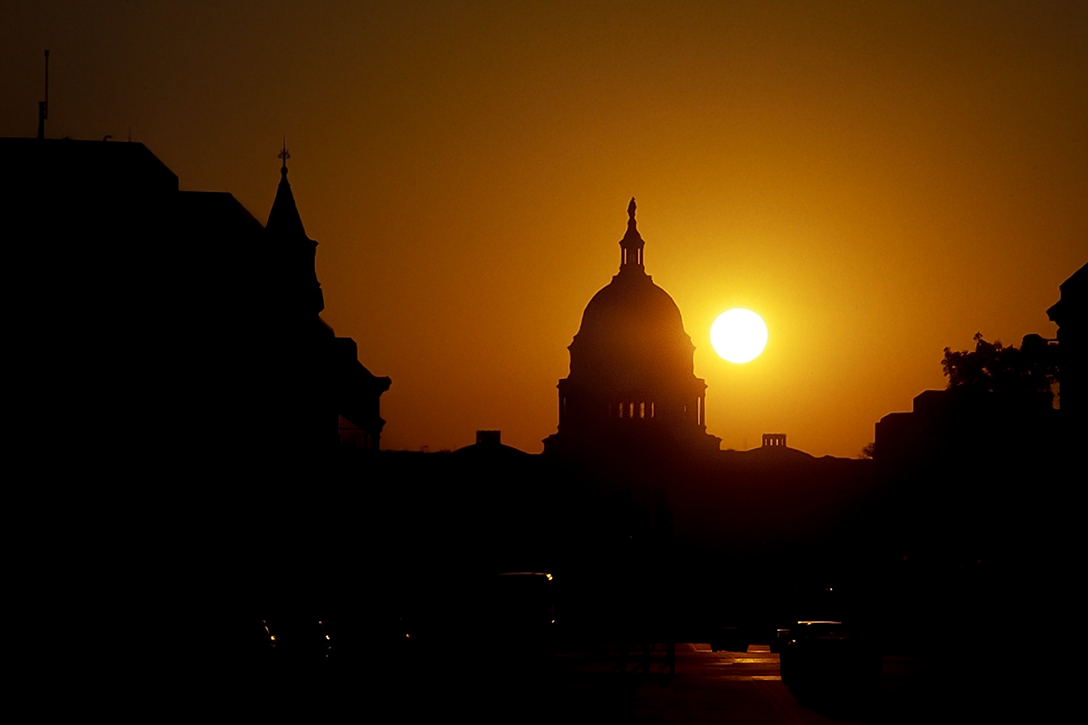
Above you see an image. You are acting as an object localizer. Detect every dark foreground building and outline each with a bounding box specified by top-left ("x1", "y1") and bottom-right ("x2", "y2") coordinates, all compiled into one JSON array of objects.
[
  {"x1": 6, "y1": 136, "x2": 389, "y2": 464},
  {"x1": 261, "y1": 147, "x2": 391, "y2": 454},
  {"x1": 867, "y1": 264, "x2": 1083, "y2": 695},
  {"x1": 7, "y1": 135, "x2": 398, "y2": 675},
  {"x1": 1048, "y1": 261, "x2": 1086, "y2": 434}
]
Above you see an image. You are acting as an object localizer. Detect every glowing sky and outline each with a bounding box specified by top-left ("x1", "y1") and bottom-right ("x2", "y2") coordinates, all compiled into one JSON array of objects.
[{"x1": 5, "y1": 1, "x2": 1085, "y2": 456}]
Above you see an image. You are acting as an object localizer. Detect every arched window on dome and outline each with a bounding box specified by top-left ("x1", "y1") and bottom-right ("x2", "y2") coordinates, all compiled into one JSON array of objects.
[
  {"x1": 628, "y1": 402, "x2": 635, "y2": 419},
  {"x1": 639, "y1": 402, "x2": 645, "y2": 419}
]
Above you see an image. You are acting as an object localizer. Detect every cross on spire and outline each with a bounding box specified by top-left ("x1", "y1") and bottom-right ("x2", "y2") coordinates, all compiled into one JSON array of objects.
[{"x1": 278, "y1": 138, "x2": 291, "y2": 177}]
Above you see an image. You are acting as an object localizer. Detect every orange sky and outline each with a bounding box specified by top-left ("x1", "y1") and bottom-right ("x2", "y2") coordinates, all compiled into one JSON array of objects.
[{"x1": 5, "y1": 1, "x2": 1085, "y2": 456}]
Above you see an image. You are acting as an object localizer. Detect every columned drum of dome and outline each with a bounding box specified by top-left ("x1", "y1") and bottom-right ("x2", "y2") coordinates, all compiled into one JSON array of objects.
[{"x1": 543, "y1": 199, "x2": 721, "y2": 458}]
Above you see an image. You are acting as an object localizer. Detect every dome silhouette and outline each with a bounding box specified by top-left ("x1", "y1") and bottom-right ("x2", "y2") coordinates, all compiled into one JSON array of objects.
[
  {"x1": 544, "y1": 199, "x2": 720, "y2": 458},
  {"x1": 571, "y1": 264, "x2": 695, "y2": 388}
]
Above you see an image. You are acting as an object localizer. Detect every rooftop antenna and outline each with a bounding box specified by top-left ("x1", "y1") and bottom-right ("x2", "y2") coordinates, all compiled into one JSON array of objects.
[{"x1": 37, "y1": 50, "x2": 49, "y2": 139}]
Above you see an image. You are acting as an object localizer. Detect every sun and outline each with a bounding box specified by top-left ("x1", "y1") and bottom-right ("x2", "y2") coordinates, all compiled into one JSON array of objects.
[{"x1": 711, "y1": 309, "x2": 768, "y2": 363}]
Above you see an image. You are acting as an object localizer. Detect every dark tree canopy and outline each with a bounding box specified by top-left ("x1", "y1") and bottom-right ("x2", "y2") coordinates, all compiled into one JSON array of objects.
[{"x1": 941, "y1": 333, "x2": 1058, "y2": 405}]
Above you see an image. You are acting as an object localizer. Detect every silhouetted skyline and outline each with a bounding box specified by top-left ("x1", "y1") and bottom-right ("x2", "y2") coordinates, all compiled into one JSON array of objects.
[{"x1": 4, "y1": 1, "x2": 1086, "y2": 455}]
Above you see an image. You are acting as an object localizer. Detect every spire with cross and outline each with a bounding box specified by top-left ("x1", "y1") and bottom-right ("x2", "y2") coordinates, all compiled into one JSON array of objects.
[{"x1": 278, "y1": 138, "x2": 290, "y2": 178}]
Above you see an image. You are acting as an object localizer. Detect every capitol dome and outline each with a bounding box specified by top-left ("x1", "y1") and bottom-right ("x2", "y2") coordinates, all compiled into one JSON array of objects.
[
  {"x1": 543, "y1": 199, "x2": 720, "y2": 457},
  {"x1": 571, "y1": 264, "x2": 695, "y2": 387}
]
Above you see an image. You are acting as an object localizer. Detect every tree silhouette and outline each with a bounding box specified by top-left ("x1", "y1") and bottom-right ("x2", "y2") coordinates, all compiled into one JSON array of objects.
[{"x1": 941, "y1": 333, "x2": 1058, "y2": 406}]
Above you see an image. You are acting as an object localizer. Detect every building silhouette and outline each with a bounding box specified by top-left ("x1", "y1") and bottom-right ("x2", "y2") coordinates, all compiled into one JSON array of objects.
[
  {"x1": 874, "y1": 385, "x2": 1059, "y2": 469},
  {"x1": 876, "y1": 263, "x2": 1081, "y2": 465},
  {"x1": 762, "y1": 433, "x2": 787, "y2": 448},
  {"x1": 1048, "y1": 261, "x2": 1086, "y2": 433},
  {"x1": 5, "y1": 136, "x2": 389, "y2": 462},
  {"x1": 544, "y1": 199, "x2": 720, "y2": 458},
  {"x1": 262, "y1": 147, "x2": 390, "y2": 453}
]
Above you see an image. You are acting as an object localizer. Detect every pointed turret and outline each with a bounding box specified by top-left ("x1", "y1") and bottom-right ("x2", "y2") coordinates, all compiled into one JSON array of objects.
[
  {"x1": 267, "y1": 143, "x2": 308, "y2": 240},
  {"x1": 266, "y1": 141, "x2": 323, "y2": 314}
]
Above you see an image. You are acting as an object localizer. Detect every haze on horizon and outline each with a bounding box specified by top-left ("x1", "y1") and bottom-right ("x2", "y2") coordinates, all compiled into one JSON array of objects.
[{"x1": 4, "y1": 1, "x2": 1085, "y2": 456}]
